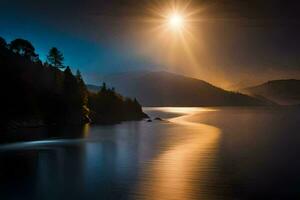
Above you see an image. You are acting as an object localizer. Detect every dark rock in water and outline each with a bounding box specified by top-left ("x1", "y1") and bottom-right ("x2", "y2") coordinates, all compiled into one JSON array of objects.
[
  {"x1": 147, "y1": 119, "x2": 152, "y2": 122},
  {"x1": 154, "y1": 117, "x2": 163, "y2": 121},
  {"x1": 142, "y1": 113, "x2": 150, "y2": 119}
]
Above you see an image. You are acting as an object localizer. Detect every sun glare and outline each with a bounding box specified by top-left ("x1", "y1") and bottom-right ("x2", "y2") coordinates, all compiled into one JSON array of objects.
[
  {"x1": 168, "y1": 13, "x2": 184, "y2": 30},
  {"x1": 142, "y1": 0, "x2": 204, "y2": 79}
]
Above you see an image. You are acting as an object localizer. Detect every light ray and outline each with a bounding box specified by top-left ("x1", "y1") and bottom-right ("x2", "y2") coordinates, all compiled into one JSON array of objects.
[{"x1": 138, "y1": 0, "x2": 206, "y2": 76}]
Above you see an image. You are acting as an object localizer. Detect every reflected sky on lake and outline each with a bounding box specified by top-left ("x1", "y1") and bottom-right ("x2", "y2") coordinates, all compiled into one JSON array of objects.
[{"x1": 1, "y1": 107, "x2": 300, "y2": 199}]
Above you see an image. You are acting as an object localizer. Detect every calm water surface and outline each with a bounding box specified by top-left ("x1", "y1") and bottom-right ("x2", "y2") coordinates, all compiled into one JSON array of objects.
[{"x1": 1, "y1": 107, "x2": 300, "y2": 199}]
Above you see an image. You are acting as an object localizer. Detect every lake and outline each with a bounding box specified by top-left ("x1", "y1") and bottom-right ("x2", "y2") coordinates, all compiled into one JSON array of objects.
[{"x1": 1, "y1": 107, "x2": 300, "y2": 199}]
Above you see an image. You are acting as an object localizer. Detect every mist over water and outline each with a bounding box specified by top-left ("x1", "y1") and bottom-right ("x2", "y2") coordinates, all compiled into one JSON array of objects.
[{"x1": 1, "y1": 107, "x2": 300, "y2": 199}]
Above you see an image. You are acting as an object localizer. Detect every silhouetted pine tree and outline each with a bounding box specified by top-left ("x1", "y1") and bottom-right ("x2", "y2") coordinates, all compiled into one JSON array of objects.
[
  {"x1": 76, "y1": 70, "x2": 90, "y2": 120},
  {"x1": 47, "y1": 47, "x2": 64, "y2": 68}
]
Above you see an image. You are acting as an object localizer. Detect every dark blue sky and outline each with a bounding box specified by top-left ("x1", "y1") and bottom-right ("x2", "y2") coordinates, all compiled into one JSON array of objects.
[
  {"x1": 0, "y1": 7, "x2": 157, "y2": 84},
  {"x1": 1, "y1": 0, "x2": 300, "y2": 87}
]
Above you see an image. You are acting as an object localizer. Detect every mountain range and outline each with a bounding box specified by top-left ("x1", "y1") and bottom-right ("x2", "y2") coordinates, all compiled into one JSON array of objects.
[
  {"x1": 241, "y1": 79, "x2": 300, "y2": 105},
  {"x1": 87, "y1": 71, "x2": 271, "y2": 106}
]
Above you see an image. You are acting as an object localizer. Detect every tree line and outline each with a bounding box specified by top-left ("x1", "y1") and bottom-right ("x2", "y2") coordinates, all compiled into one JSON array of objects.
[{"x1": 0, "y1": 36, "x2": 147, "y2": 131}]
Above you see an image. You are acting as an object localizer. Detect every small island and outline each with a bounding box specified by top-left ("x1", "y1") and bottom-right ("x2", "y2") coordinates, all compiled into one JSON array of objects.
[{"x1": 0, "y1": 36, "x2": 148, "y2": 142}]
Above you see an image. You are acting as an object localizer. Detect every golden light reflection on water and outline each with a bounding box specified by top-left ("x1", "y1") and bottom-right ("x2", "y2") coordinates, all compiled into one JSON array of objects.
[
  {"x1": 143, "y1": 107, "x2": 217, "y2": 114},
  {"x1": 82, "y1": 123, "x2": 91, "y2": 138},
  {"x1": 136, "y1": 107, "x2": 221, "y2": 200}
]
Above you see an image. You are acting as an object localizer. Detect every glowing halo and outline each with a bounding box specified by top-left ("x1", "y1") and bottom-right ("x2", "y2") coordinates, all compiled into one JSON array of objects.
[
  {"x1": 168, "y1": 13, "x2": 185, "y2": 30},
  {"x1": 139, "y1": 0, "x2": 204, "y2": 79}
]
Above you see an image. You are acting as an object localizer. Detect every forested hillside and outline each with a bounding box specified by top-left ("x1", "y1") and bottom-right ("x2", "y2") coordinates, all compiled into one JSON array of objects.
[{"x1": 0, "y1": 36, "x2": 147, "y2": 131}]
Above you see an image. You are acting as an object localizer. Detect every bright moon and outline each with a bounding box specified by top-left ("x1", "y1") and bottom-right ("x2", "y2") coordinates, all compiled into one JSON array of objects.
[{"x1": 168, "y1": 13, "x2": 184, "y2": 30}]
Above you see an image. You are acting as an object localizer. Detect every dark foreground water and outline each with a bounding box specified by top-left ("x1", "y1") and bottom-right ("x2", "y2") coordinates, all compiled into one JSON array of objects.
[{"x1": 1, "y1": 107, "x2": 300, "y2": 199}]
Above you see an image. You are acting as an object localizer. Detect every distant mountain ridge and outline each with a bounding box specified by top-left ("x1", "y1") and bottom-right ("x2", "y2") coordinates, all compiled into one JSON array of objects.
[
  {"x1": 88, "y1": 71, "x2": 270, "y2": 106},
  {"x1": 241, "y1": 79, "x2": 300, "y2": 105}
]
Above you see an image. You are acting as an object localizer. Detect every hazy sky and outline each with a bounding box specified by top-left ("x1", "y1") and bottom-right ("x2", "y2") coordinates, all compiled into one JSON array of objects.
[{"x1": 1, "y1": 0, "x2": 300, "y2": 88}]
